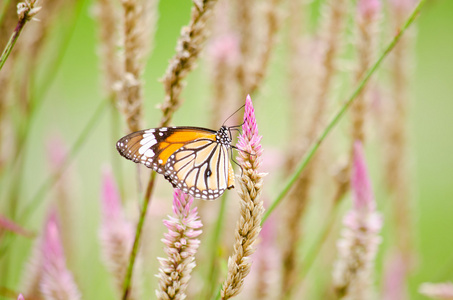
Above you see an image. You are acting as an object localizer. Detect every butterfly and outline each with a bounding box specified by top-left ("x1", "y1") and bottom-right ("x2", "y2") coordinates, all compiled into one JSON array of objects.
[{"x1": 116, "y1": 125, "x2": 237, "y2": 200}]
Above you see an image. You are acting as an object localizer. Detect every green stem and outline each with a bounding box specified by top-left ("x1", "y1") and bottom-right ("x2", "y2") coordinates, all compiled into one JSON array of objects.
[
  {"x1": 10, "y1": 0, "x2": 84, "y2": 168},
  {"x1": 262, "y1": 0, "x2": 426, "y2": 224},
  {"x1": 18, "y1": 99, "x2": 109, "y2": 223},
  {"x1": 0, "y1": 99, "x2": 108, "y2": 260},
  {"x1": 299, "y1": 201, "x2": 341, "y2": 280},
  {"x1": 203, "y1": 196, "x2": 228, "y2": 299},
  {"x1": 122, "y1": 171, "x2": 156, "y2": 300}
]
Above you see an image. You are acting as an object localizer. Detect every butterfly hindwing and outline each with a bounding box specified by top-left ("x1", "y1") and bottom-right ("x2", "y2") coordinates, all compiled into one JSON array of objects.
[{"x1": 164, "y1": 139, "x2": 234, "y2": 200}]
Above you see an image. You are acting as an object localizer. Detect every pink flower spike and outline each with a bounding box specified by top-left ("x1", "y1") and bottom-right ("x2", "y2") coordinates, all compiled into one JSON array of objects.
[
  {"x1": 352, "y1": 141, "x2": 375, "y2": 211},
  {"x1": 237, "y1": 95, "x2": 262, "y2": 155},
  {"x1": 101, "y1": 166, "x2": 122, "y2": 221},
  {"x1": 222, "y1": 95, "x2": 266, "y2": 298},
  {"x1": 382, "y1": 253, "x2": 408, "y2": 300},
  {"x1": 332, "y1": 143, "x2": 382, "y2": 298},
  {"x1": 357, "y1": 0, "x2": 381, "y2": 20},
  {"x1": 17, "y1": 294, "x2": 25, "y2": 300},
  {"x1": 99, "y1": 167, "x2": 141, "y2": 298},
  {"x1": 40, "y1": 210, "x2": 81, "y2": 299},
  {"x1": 156, "y1": 189, "x2": 203, "y2": 299}
]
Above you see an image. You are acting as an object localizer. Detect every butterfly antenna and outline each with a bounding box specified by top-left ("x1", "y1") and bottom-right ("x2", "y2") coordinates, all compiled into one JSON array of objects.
[
  {"x1": 231, "y1": 145, "x2": 255, "y2": 157},
  {"x1": 222, "y1": 104, "x2": 245, "y2": 126},
  {"x1": 230, "y1": 147, "x2": 244, "y2": 177}
]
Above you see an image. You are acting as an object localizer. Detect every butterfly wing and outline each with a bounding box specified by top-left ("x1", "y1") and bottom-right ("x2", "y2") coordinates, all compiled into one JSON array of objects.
[
  {"x1": 116, "y1": 127, "x2": 216, "y2": 173},
  {"x1": 164, "y1": 140, "x2": 235, "y2": 200}
]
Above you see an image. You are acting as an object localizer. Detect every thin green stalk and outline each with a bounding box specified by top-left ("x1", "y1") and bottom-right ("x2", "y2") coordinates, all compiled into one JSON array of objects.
[
  {"x1": 122, "y1": 171, "x2": 156, "y2": 300},
  {"x1": 203, "y1": 196, "x2": 228, "y2": 300},
  {"x1": 4, "y1": 0, "x2": 85, "y2": 219},
  {"x1": 0, "y1": 99, "x2": 108, "y2": 256},
  {"x1": 10, "y1": 0, "x2": 85, "y2": 167},
  {"x1": 262, "y1": 0, "x2": 426, "y2": 224},
  {"x1": 18, "y1": 99, "x2": 109, "y2": 223},
  {"x1": 299, "y1": 201, "x2": 341, "y2": 280}
]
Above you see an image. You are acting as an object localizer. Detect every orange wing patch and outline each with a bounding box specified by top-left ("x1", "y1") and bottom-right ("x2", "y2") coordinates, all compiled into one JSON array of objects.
[{"x1": 157, "y1": 130, "x2": 216, "y2": 164}]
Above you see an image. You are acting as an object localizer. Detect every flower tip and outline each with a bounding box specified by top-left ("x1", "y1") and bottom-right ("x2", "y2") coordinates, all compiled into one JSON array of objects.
[
  {"x1": 358, "y1": 0, "x2": 381, "y2": 19},
  {"x1": 43, "y1": 209, "x2": 64, "y2": 261},
  {"x1": 101, "y1": 166, "x2": 122, "y2": 218},
  {"x1": 352, "y1": 141, "x2": 374, "y2": 210},
  {"x1": 17, "y1": 294, "x2": 24, "y2": 300}
]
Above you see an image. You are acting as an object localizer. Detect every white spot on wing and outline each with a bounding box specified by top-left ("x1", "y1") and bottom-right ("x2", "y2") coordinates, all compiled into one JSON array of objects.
[{"x1": 143, "y1": 149, "x2": 154, "y2": 157}]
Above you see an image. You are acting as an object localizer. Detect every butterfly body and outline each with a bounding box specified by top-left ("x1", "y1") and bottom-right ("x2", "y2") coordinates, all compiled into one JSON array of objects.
[{"x1": 116, "y1": 126, "x2": 235, "y2": 200}]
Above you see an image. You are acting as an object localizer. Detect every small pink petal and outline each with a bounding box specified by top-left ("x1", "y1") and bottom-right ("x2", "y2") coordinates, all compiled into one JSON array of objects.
[
  {"x1": 352, "y1": 141, "x2": 375, "y2": 211},
  {"x1": 17, "y1": 294, "x2": 25, "y2": 300}
]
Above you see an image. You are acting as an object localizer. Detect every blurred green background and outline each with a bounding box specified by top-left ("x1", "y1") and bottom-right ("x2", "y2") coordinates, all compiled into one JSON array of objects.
[{"x1": 1, "y1": 0, "x2": 453, "y2": 299}]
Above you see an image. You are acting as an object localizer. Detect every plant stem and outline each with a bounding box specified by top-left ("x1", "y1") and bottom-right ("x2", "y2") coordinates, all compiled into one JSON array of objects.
[
  {"x1": 261, "y1": 0, "x2": 426, "y2": 224},
  {"x1": 0, "y1": 99, "x2": 109, "y2": 260},
  {"x1": 0, "y1": 15, "x2": 27, "y2": 71},
  {"x1": 19, "y1": 99, "x2": 109, "y2": 223},
  {"x1": 122, "y1": 171, "x2": 156, "y2": 300},
  {"x1": 204, "y1": 195, "x2": 228, "y2": 299}
]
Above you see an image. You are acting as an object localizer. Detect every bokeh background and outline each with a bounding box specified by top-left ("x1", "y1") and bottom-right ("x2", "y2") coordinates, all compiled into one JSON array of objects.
[{"x1": 0, "y1": 0, "x2": 452, "y2": 299}]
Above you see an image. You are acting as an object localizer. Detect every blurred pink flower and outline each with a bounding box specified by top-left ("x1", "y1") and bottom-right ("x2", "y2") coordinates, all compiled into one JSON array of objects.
[
  {"x1": 419, "y1": 282, "x2": 453, "y2": 300},
  {"x1": 333, "y1": 141, "x2": 382, "y2": 298},
  {"x1": 99, "y1": 167, "x2": 140, "y2": 298},
  {"x1": 351, "y1": 141, "x2": 375, "y2": 211},
  {"x1": 156, "y1": 189, "x2": 203, "y2": 300},
  {"x1": 382, "y1": 252, "x2": 408, "y2": 300},
  {"x1": 389, "y1": 0, "x2": 415, "y2": 12},
  {"x1": 46, "y1": 135, "x2": 68, "y2": 170},
  {"x1": 17, "y1": 294, "x2": 25, "y2": 300},
  {"x1": 357, "y1": 0, "x2": 381, "y2": 20},
  {"x1": 207, "y1": 34, "x2": 240, "y2": 66},
  {"x1": 40, "y1": 210, "x2": 81, "y2": 300}
]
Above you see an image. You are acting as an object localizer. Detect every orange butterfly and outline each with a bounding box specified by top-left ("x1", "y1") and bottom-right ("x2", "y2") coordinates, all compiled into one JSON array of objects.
[{"x1": 116, "y1": 126, "x2": 236, "y2": 200}]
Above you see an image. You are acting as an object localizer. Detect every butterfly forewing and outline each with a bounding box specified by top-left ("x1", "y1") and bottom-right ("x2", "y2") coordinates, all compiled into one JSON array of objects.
[{"x1": 116, "y1": 126, "x2": 235, "y2": 200}]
